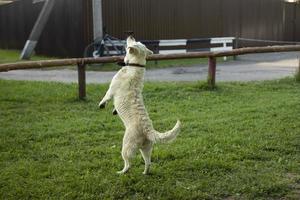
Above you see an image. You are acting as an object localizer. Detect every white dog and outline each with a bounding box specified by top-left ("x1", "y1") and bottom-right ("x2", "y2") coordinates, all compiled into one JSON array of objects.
[{"x1": 99, "y1": 36, "x2": 181, "y2": 174}]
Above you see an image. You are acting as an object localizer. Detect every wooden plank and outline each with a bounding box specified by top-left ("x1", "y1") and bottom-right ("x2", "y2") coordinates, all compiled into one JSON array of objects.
[
  {"x1": 210, "y1": 37, "x2": 235, "y2": 44},
  {"x1": 159, "y1": 49, "x2": 187, "y2": 54},
  {"x1": 159, "y1": 40, "x2": 187, "y2": 46},
  {"x1": 0, "y1": 57, "x2": 123, "y2": 72},
  {"x1": 150, "y1": 45, "x2": 300, "y2": 61},
  {"x1": 211, "y1": 46, "x2": 233, "y2": 52},
  {"x1": 1, "y1": 45, "x2": 300, "y2": 72}
]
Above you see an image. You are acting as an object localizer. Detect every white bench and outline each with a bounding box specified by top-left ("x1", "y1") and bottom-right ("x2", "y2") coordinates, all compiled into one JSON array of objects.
[
  {"x1": 158, "y1": 39, "x2": 187, "y2": 54},
  {"x1": 93, "y1": 37, "x2": 235, "y2": 58},
  {"x1": 157, "y1": 37, "x2": 235, "y2": 57},
  {"x1": 210, "y1": 37, "x2": 235, "y2": 60}
]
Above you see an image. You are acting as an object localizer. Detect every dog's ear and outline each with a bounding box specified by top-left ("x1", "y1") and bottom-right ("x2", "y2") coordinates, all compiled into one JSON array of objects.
[{"x1": 127, "y1": 46, "x2": 138, "y2": 55}]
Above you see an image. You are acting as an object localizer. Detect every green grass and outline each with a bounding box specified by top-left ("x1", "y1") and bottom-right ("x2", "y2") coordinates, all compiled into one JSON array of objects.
[
  {"x1": 0, "y1": 79, "x2": 300, "y2": 199},
  {"x1": 0, "y1": 49, "x2": 52, "y2": 64}
]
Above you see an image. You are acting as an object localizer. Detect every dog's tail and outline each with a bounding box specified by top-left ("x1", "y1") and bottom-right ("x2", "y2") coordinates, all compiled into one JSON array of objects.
[{"x1": 149, "y1": 120, "x2": 181, "y2": 143}]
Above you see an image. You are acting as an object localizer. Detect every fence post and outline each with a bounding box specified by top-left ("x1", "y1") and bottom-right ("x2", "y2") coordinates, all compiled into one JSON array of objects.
[
  {"x1": 77, "y1": 63, "x2": 86, "y2": 100},
  {"x1": 233, "y1": 37, "x2": 239, "y2": 60},
  {"x1": 208, "y1": 56, "x2": 216, "y2": 88}
]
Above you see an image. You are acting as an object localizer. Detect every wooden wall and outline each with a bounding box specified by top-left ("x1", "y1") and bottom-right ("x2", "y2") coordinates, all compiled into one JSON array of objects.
[{"x1": 0, "y1": 0, "x2": 299, "y2": 57}]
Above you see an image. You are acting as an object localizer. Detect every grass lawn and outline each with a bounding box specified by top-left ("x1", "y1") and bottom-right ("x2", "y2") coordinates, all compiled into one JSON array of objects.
[
  {"x1": 0, "y1": 49, "x2": 232, "y2": 71},
  {"x1": 0, "y1": 49, "x2": 51, "y2": 64},
  {"x1": 0, "y1": 78, "x2": 299, "y2": 199}
]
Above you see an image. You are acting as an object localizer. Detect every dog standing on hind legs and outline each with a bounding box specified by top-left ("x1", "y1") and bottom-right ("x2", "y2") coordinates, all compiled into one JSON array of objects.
[{"x1": 98, "y1": 36, "x2": 181, "y2": 174}]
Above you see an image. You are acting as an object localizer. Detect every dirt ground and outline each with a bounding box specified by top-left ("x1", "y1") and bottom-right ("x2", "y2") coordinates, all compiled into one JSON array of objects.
[{"x1": 0, "y1": 52, "x2": 299, "y2": 83}]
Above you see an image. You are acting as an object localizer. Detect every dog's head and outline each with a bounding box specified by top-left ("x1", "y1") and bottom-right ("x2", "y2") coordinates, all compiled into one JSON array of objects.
[{"x1": 124, "y1": 36, "x2": 153, "y2": 66}]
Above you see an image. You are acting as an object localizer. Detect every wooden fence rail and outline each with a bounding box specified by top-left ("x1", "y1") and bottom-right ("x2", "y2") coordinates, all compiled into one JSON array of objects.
[{"x1": 1, "y1": 45, "x2": 300, "y2": 99}]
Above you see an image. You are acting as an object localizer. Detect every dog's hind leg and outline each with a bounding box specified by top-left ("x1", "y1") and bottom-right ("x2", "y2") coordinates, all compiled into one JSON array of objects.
[
  {"x1": 140, "y1": 141, "x2": 153, "y2": 175},
  {"x1": 117, "y1": 142, "x2": 137, "y2": 174}
]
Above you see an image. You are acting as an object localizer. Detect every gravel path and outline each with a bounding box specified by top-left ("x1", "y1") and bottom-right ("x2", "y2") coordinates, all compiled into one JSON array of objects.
[{"x1": 0, "y1": 52, "x2": 299, "y2": 83}]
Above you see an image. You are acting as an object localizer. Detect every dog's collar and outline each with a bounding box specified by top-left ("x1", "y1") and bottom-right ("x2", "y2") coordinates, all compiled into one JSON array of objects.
[{"x1": 117, "y1": 62, "x2": 145, "y2": 68}]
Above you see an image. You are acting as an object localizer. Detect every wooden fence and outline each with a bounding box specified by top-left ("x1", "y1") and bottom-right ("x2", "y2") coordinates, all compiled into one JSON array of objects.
[
  {"x1": 1, "y1": 45, "x2": 300, "y2": 99},
  {"x1": 0, "y1": 0, "x2": 91, "y2": 57},
  {"x1": 0, "y1": 0, "x2": 299, "y2": 57}
]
